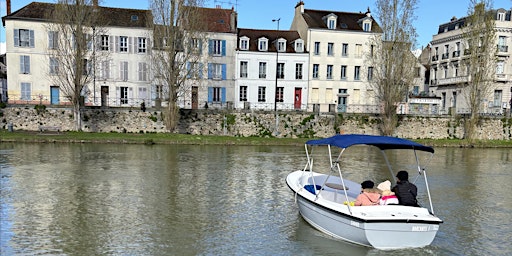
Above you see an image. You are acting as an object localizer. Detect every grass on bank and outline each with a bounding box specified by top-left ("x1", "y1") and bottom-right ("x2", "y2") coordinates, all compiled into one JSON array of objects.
[{"x1": 1, "y1": 130, "x2": 511, "y2": 148}]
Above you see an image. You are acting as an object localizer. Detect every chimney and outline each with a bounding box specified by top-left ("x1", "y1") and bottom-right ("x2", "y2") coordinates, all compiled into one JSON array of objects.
[
  {"x1": 7, "y1": 0, "x2": 11, "y2": 15},
  {"x1": 295, "y1": 1, "x2": 304, "y2": 14}
]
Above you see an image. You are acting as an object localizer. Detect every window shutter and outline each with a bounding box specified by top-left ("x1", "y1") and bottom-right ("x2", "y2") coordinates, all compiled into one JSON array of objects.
[
  {"x1": 146, "y1": 38, "x2": 151, "y2": 54},
  {"x1": 128, "y1": 87, "x2": 134, "y2": 104},
  {"x1": 151, "y1": 84, "x2": 157, "y2": 100},
  {"x1": 186, "y1": 62, "x2": 191, "y2": 78},
  {"x1": 208, "y1": 87, "x2": 213, "y2": 102},
  {"x1": 221, "y1": 64, "x2": 226, "y2": 80},
  {"x1": 199, "y1": 63, "x2": 204, "y2": 79},
  {"x1": 221, "y1": 40, "x2": 226, "y2": 56},
  {"x1": 29, "y1": 30, "x2": 34, "y2": 48},
  {"x1": 208, "y1": 63, "x2": 213, "y2": 79},
  {"x1": 129, "y1": 37, "x2": 133, "y2": 53},
  {"x1": 19, "y1": 56, "x2": 24, "y2": 73},
  {"x1": 110, "y1": 36, "x2": 114, "y2": 52},
  {"x1": 221, "y1": 87, "x2": 226, "y2": 102},
  {"x1": 199, "y1": 39, "x2": 203, "y2": 54},
  {"x1": 14, "y1": 29, "x2": 19, "y2": 47},
  {"x1": 208, "y1": 39, "x2": 213, "y2": 55}
]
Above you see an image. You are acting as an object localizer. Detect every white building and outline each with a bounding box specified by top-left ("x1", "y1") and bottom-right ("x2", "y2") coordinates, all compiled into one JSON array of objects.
[
  {"x1": 430, "y1": 9, "x2": 512, "y2": 115},
  {"x1": 291, "y1": 1, "x2": 382, "y2": 113},
  {"x1": 3, "y1": 2, "x2": 153, "y2": 107},
  {"x1": 235, "y1": 28, "x2": 309, "y2": 110}
]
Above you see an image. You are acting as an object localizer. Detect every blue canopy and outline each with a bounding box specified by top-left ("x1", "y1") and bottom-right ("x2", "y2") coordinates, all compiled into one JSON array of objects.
[{"x1": 306, "y1": 134, "x2": 434, "y2": 153}]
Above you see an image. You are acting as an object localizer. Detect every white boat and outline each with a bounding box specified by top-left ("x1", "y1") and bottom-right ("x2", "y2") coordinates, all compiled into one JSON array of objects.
[{"x1": 286, "y1": 134, "x2": 443, "y2": 250}]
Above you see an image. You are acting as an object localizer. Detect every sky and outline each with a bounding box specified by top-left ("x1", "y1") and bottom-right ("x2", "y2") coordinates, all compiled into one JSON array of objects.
[{"x1": 2, "y1": 0, "x2": 512, "y2": 53}]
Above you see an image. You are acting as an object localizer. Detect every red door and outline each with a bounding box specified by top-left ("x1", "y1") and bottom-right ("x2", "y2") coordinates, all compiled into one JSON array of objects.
[{"x1": 294, "y1": 88, "x2": 302, "y2": 109}]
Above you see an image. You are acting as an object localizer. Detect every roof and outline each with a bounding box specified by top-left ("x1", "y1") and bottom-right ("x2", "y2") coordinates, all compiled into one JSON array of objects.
[
  {"x1": 306, "y1": 134, "x2": 434, "y2": 153},
  {"x1": 2, "y1": 2, "x2": 151, "y2": 28},
  {"x1": 237, "y1": 28, "x2": 305, "y2": 53},
  {"x1": 302, "y1": 9, "x2": 382, "y2": 33},
  {"x1": 191, "y1": 6, "x2": 237, "y2": 33}
]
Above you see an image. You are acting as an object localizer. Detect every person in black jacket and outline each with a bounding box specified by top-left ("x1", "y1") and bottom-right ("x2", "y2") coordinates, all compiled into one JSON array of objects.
[{"x1": 392, "y1": 170, "x2": 419, "y2": 207}]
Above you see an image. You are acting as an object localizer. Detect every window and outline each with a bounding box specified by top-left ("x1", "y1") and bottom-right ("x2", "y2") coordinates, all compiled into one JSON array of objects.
[
  {"x1": 240, "y1": 38, "x2": 249, "y2": 50},
  {"x1": 340, "y1": 65, "x2": 347, "y2": 80},
  {"x1": 48, "y1": 31, "x2": 58, "y2": 49},
  {"x1": 212, "y1": 87, "x2": 222, "y2": 102},
  {"x1": 14, "y1": 29, "x2": 34, "y2": 47},
  {"x1": 120, "y1": 61, "x2": 128, "y2": 81},
  {"x1": 258, "y1": 86, "x2": 266, "y2": 102},
  {"x1": 355, "y1": 44, "x2": 362, "y2": 58},
  {"x1": 277, "y1": 63, "x2": 284, "y2": 79},
  {"x1": 354, "y1": 66, "x2": 360, "y2": 80},
  {"x1": 101, "y1": 35, "x2": 109, "y2": 51},
  {"x1": 314, "y1": 42, "x2": 320, "y2": 55},
  {"x1": 277, "y1": 40, "x2": 285, "y2": 52},
  {"x1": 120, "y1": 86, "x2": 128, "y2": 104},
  {"x1": 50, "y1": 57, "x2": 58, "y2": 75},
  {"x1": 326, "y1": 65, "x2": 333, "y2": 79},
  {"x1": 415, "y1": 67, "x2": 421, "y2": 77},
  {"x1": 363, "y1": 22, "x2": 371, "y2": 32},
  {"x1": 82, "y1": 59, "x2": 90, "y2": 75},
  {"x1": 295, "y1": 40, "x2": 303, "y2": 52},
  {"x1": 367, "y1": 67, "x2": 373, "y2": 81},
  {"x1": 209, "y1": 63, "x2": 224, "y2": 80},
  {"x1": 240, "y1": 86, "x2": 247, "y2": 101},
  {"x1": 494, "y1": 90, "x2": 503, "y2": 107},
  {"x1": 498, "y1": 36, "x2": 507, "y2": 52},
  {"x1": 370, "y1": 44, "x2": 374, "y2": 57},
  {"x1": 327, "y1": 43, "x2": 334, "y2": 56},
  {"x1": 313, "y1": 64, "x2": 319, "y2": 79},
  {"x1": 137, "y1": 37, "x2": 147, "y2": 53},
  {"x1": 259, "y1": 62, "x2": 267, "y2": 78},
  {"x1": 20, "y1": 55, "x2": 30, "y2": 74},
  {"x1": 498, "y1": 12, "x2": 506, "y2": 21},
  {"x1": 443, "y1": 65, "x2": 448, "y2": 78},
  {"x1": 295, "y1": 63, "x2": 303, "y2": 79},
  {"x1": 119, "y1": 36, "x2": 128, "y2": 52},
  {"x1": 497, "y1": 61, "x2": 504, "y2": 74},
  {"x1": 258, "y1": 38, "x2": 268, "y2": 51},
  {"x1": 21, "y1": 82, "x2": 31, "y2": 101},
  {"x1": 240, "y1": 61, "x2": 248, "y2": 78},
  {"x1": 138, "y1": 62, "x2": 148, "y2": 81},
  {"x1": 190, "y1": 38, "x2": 202, "y2": 53},
  {"x1": 342, "y1": 43, "x2": 349, "y2": 56},
  {"x1": 211, "y1": 39, "x2": 224, "y2": 55},
  {"x1": 328, "y1": 19, "x2": 336, "y2": 29},
  {"x1": 277, "y1": 87, "x2": 284, "y2": 102}
]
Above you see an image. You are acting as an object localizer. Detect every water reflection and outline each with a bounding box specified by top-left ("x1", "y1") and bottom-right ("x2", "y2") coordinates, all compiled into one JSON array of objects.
[{"x1": 0, "y1": 143, "x2": 511, "y2": 255}]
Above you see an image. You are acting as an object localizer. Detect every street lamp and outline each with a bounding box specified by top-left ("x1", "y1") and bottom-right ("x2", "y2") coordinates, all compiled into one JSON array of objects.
[{"x1": 272, "y1": 18, "x2": 280, "y2": 136}]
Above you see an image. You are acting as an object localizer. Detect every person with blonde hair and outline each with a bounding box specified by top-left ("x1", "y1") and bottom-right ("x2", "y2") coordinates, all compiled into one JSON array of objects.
[{"x1": 377, "y1": 180, "x2": 399, "y2": 205}]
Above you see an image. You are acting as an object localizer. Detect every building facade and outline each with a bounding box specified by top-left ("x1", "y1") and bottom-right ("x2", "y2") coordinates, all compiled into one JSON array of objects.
[
  {"x1": 291, "y1": 1, "x2": 382, "y2": 113},
  {"x1": 430, "y1": 9, "x2": 512, "y2": 115},
  {"x1": 235, "y1": 28, "x2": 309, "y2": 110}
]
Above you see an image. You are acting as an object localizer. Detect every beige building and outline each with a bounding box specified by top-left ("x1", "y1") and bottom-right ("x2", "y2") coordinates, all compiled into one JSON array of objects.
[
  {"x1": 290, "y1": 1, "x2": 382, "y2": 113},
  {"x1": 430, "y1": 9, "x2": 512, "y2": 115}
]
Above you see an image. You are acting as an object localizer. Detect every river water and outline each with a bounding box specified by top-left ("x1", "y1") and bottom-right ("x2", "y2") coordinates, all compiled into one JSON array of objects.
[{"x1": 0, "y1": 142, "x2": 511, "y2": 256}]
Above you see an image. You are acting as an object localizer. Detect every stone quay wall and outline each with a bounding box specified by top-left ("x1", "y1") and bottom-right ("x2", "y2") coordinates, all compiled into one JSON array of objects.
[{"x1": 1, "y1": 106, "x2": 511, "y2": 140}]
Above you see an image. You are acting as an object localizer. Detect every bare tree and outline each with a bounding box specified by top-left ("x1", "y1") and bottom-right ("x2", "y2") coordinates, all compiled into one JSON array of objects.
[
  {"x1": 149, "y1": 0, "x2": 207, "y2": 131},
  {"x1": 45, "y1": 0, "x2": 109, "y2": 131},
  {"x1": 366, "y1": 0, "x2": 418, "y2": 136},
  {"x1": 461, "y1": 0, "x2": 496, "y2": 140}
]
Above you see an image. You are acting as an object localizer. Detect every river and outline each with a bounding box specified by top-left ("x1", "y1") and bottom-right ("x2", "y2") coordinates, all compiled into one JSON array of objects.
[{"x1": 0, "y1": 142, "x2": 511, "y2": 255}]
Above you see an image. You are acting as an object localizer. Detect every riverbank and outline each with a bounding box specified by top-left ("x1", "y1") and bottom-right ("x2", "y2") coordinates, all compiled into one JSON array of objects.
[{"x1": 1, "y1": 130, "x2": 511, "y2": 148}]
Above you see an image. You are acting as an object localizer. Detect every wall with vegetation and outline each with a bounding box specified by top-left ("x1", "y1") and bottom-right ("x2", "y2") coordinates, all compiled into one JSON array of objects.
[{"x1": 1, "y1": 106, "x2": 511, "y2": 140}]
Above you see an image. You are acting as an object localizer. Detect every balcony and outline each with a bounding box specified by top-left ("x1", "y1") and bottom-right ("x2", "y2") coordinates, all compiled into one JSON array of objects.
[
  {"x1": 496, "y1": 73, "x2": 508, "y2": 81},
  {"x1": 452, "y1": 50, "x2": 460, "y2": 58},
  {"x1": 497, "y1": 45, "x2": 508, "y2": 52},
  {"x1": 437, "y1": 76, "x2": 470, "y2": 86},
  {"x1": 431, "y1": 55, "x2": 439, "y2": 61},
  {"x1": 441, "y1": 53, "x2": 450, "y2": 60}
]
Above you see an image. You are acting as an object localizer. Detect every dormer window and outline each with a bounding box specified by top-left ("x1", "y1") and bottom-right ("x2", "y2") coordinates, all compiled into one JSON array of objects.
[
  {"x1": 258, "y1": 38, "x2": 268, "y2": 51},
  {"x1": 239, "y1": 36, "x2": 249, "y2": 50},
  {"x1": 294, "y1": 39, "x2": 304, "y2": 53},
  {"x1": 275, "y1": 38, "x2": 286, "y2": 52},
  {"x1": 497, "y1": 10, "x2": 506, "y2": 21},
  {"x1": 323, "y1": 13, "x2": 338, "y2": 30},
  {"x1": 359, "y1": 16, "x2": 373, "y2": 32},
  {"x1": 363, "y1": 21, "x2": 371, "y2": 32}
]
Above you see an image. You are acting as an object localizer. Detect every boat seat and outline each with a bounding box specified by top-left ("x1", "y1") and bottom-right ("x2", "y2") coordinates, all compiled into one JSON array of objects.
[{"x1": 304, "y1": 185, "x2": 322, "y2": 194}]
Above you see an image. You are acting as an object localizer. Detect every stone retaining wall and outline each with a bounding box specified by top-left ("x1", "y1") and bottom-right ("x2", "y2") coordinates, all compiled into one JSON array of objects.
[{"x1": 1, "y1": 106, "x2": 511, "y2": 140}]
